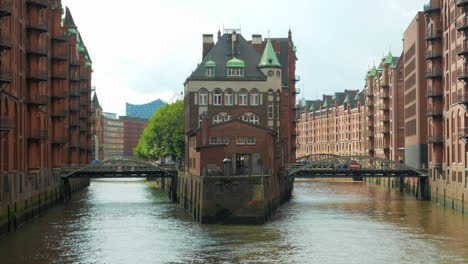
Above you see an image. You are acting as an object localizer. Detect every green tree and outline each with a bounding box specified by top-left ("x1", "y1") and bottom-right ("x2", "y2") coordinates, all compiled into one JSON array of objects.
[{"x1": 134, "y1": 100, "x2": 185, "y2": 162}]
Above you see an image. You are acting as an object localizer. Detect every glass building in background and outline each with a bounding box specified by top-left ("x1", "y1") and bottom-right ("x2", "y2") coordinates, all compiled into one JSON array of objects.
[{"x1": 126, "y1": 99, "x2": 166, "y2": 119}]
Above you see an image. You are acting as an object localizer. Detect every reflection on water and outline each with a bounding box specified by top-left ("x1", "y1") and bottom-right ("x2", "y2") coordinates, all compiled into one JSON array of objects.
[{"x1": 0, "y1": 179, "x2": 467, "y2": 264}]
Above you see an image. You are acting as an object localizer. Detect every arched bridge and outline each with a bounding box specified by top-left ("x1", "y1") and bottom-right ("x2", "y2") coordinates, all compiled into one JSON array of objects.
[
  {"x1": 288, "y1": 156, "x2": 427, "y2": 178},
  {"x1": 296, "y1": 153, "x2": 339, "y2": 162},
  {"x1": 62, "y1": 157, "x2": 177, "y2": 179}
]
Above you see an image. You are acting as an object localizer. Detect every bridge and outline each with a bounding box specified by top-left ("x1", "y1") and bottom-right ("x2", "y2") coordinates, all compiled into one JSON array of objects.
[
  {"x1": 288, "y1": 156, "x2": 427, "y2": 178},
  {"x1": 62, "y1": 157, "x2": 177, "y2": 179}
]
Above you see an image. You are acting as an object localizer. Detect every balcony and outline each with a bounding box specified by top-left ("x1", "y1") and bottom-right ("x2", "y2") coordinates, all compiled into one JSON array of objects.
[
  {"x1": 380, "y1": 90, "x2": 390, "y2": 99},
  {"x1": 366, "y1": 130, "x2": 375, "y2": 138},
  {"x1": 51, "y1": 49, "x2": 68, "y2": 61},
  {"x1": 70, "y1": 73, "x2": 80, "y2": 82},
  {"x1": 52, "y1": 31, "x2": 68, "y2": 42},
  {"x1": 379, "y1": 105, "x2": 390, "y2": 112},
  {"x1": 70, "y1": 120, "x2": 80, "y2": 127},
  {"x1": 28, "y1": 130, "x2": 48, "y2": 141},
  {"x1": 378, "y1": 127, "x2": 390, "y2": 134},
  {"x1": 456, "y1": 92, "x2": 468, "y2": 106},
  {"x1": 26, "y1": 95, "x2": 48, "y2": 105},
  {"x1": 80, "y1": 88, "x2": 90, "y2": 95},
  {"x1": 458, "y1": 128, "x2": 468, "y2": 138},
  {"x1": 425, "y1": 29, "x2": 442, "y2": 41},
  {"x1": 27, "y1": 45, "x2": 48, "y2": 57},
  {"x1": 70, "y1": 104, "x2": 80, "y2": 112},
  {"x1": 27, "y1": 70, "x2": 48, "y2": 81},
  {"x1": 52, "y1": 136, "x2": 67, "y2": 145},
  {"x1": 426, "y1": 70, "x2": 442, "y2": 79},
  {"x1": 456, "y1": 17, "x2": 468, "y2": 32},
  {"x1": 365, "y1": 89, "x2": 374, "y2": 97},
  {"x1": 0, "y1": 72, "x2": 12, "y2": 83},
  {"x1": 426, "y1": 107, "x2": 443, "y2": 117},
  {"x1": 26, "y1": 17, "x2": 48, "y2": 32},
  {"x1": 381, "y1": 113, "x2": 390, "y2": 122},
  {"x1": 457, "y1": 43, "x2": 468, "y2": 57},
  {"x1": 425, "y1": 88, "x2": 443, "y2": 98},
  {"x1": 456, "y1": 0, "x2": 468, "y2": 8},
  {"x1": 423, "y1": 1, "x2": 441, "y2": 14},
  {"x1": 293, "y1": 88, "x2": 300, "y2": 95},
  {"x1": 366, "y1": 111, "x2": 374, "y2": 117},
  {"x1": 425, "y1": 50, "x2": 442, "y2": 60},
  {"x1": 0, "y1": 117, "x2": 14, "y2": 131},
  {"x1": 69, "y1": 143, "x2": 80, "y2": 149},
  {"x1": 51, "y1": 92, "x2": 66, "y2": 100},
  {"x1": 457, "y1": 68, "x2": 468, "y2": 81},
  {"x1": 70, "y1": 57, "x2": 80, "y2": 67},
  {"x1": 51, "y1": 110, "x2": 66, "y2": 119},
  {"x1": 0, "y1": 0, "x2": 13, "y2": 16},
  {"x1": 51, "y1": 70, "x2": 67, "y2": 80},
  {"x1": 294, "y1": 75, "x2": 300, "y2": 82},
  {"x1": 427, "y1": 136, "x2": 443, "y2": 144},
  {"x1": 0, "y1": 34, "x2": 12, "y2": 49},
  {"x1": 26, "y1": 0, "x2": 49, "y2": 8},
  {"x1": 70, "y1": 91, "x2": 80, "y2": 97}
]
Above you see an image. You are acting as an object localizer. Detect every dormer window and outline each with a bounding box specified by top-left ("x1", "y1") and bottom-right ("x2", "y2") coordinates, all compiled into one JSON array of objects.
[
  {"x1": 205, "y1": 60, "x2": 216, "y2": 77},
  {"x1": 226, "y1": 57, "x2": 245, "y2": 77}
]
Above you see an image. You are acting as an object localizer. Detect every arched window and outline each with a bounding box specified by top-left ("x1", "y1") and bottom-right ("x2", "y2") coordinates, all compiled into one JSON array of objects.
[
  {"x1": 250, "y1": 89, "x2": 259, "y2": 105},
  {"x1": 224, "y1": 114, "x2": 232, "y2": 122},
  {"x1": 250, "y1": 115, "x2": 259, "y2": 126},
  {"x1": 239, "y1": 89, "x2": 247, "y2": 105},
  {"x1": 225, "y1": 89, "x2": 233, "y2": 105},
  {"x1": 240, "y1": 114, "x2": 249, "y2": 122},
  {"x1": 213, "y1": 114, "x2": 223, "y2": 125},
  {"x1": 213, "y1": 89, "x2": 222, "y2": 105},
  {"x1": 199, "y1": 89, "x2": 208, "y2": 105}
]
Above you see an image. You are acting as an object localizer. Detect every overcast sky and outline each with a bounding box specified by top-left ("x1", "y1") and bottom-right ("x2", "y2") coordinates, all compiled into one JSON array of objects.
[{"x1": 62, "y1": 0, "x2": 427, "y2": 116}]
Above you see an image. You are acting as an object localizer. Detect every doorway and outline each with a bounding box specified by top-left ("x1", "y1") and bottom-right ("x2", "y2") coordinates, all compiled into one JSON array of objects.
[{"x1": 236, "y1": 154, "x2": 251, "y2": 175}]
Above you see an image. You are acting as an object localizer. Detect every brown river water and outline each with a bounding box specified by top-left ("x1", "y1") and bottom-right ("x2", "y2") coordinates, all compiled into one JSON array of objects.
[{"x1": 0, "y1": 179, "x2": 467, "y2": 264}]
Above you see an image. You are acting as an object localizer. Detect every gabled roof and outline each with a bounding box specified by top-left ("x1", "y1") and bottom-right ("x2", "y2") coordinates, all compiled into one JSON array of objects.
[
  {"x1": 258, "y1": 40, "x2": 281, "y2": 68},
  {"x1": 63, "y1": 7, "x2": 77, "y2": 28},
  {"x1": 187, "y1": 34, "x2": 266, "y2": 81},
  {"x1": 92, "y1": 92, "x2": 101, "y2": 109}
]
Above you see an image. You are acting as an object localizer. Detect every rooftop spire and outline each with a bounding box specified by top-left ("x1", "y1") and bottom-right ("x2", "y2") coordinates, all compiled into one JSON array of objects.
[{"x1": 258, "y1": 39, "x2": 281, "y2": 68}]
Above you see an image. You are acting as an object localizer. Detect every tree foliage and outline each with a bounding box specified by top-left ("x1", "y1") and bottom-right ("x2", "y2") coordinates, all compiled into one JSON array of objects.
[{"x1": 134, "y1": 100, "x2": 184, "y2": 161}]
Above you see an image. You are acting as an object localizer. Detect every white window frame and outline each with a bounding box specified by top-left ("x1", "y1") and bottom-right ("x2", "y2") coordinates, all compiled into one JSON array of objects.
[
  {"x1": 250, "y1": 90, "x2": 259, "y2": 105},
  {"x1": 213, "y1": 114, "x2": 223, "y2": 125},
  {"x1": 225, "y1": 89, "x2": 233, "y2": 105},
  {"x1": 224, "y1": 114, "x2": 232, "y2": 122},
  {"x1": 210, "y1": 137, "x2": 219, "y2": 145},
  {"x1": 236, "y1": 137, "x2": 245, "y2": 145},
  {"x1": 199, "y1": 89, "x2": 208, "y2": 105},
  {"x1": 239, "y1": 89, "x2": 248, "y2": 105},
  {"x1": 205, "y1": 67, "x2": 215, "y2": 77},
  {"x1": 246, "y1": 137, "x2": 256, "y2": 145},
  {"x1": 213, "y1": 89, "x2": 222, "y2": 105},
  {"x1": 240, "y1": 115, "x2": 249, "y2": 123},
  {"x1": 250, "y1": 115, "x2": 259, "y2": 126},
  {"x1": 220, "y1": 137, "x2": 229, "y2": 145},
  {"x1": 268, "y1": 101, "x2": 274, "y2": 119}
]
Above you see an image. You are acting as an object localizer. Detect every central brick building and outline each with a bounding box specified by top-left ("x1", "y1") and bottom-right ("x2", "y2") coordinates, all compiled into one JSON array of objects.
[{"x1": 180, "y1": 30, "x2": 297, "y2": 223}]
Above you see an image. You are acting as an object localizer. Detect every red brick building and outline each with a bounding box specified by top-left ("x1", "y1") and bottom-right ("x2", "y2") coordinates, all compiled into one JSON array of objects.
[
  {"x1": 119, "y1": 116, "x2": 147, "y2": 157},
  {"x1": 0, "y1": 0, "x2": 93, "y2": 232}
]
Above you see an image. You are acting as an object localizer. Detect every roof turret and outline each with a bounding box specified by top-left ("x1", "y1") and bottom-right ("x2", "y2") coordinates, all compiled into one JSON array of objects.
[
  {"x1": 344, "y1": 94, "x2": 350, "y2": 104},
  {"x1": 258, "y1": 40, "x2": 281, "y2": 68},
  {"x1": 322, "y1": 100, "x2": 329, "y2": 108},
  {"x1": 369, "y1": 65, "x2": 377, "y2": 77},
  {"x1": 226, "y1": 57, "x2": 245, "y2": 68},
  {"x1": 384, "y1": 51, "x2": 393, "y2": 64},
  {"x1": 205, "y1": 59, "x2": 216, "y2": 67}
]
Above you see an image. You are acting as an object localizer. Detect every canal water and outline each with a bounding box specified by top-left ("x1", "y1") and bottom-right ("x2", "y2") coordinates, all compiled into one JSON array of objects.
[{"x1": 0, "y1": 179, "x2": 467, "y2": 264}]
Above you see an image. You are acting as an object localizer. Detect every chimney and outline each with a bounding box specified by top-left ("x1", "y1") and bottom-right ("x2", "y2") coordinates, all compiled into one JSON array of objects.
[
  {"x1": 252, "y1": 34, "x2": 263, "y2": 52},
  {"x1": 231, "y1": 31, "x2": 237, "y2": 56},
  {"x1": 203, "y1": 34, "x2": 214, "y2": 58},
  {"x1": 217, "y1": 30, "x2": 221, "y2": 40}
]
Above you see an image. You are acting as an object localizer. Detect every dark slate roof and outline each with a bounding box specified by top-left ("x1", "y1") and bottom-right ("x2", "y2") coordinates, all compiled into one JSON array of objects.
[
  {"x1": 63, "y1": 7, "x2": 76, "y2": 28},
  {"x1": 270, "y1": 38, "x2": 293, "y2": 87},
  {"x1": 92, "y1": 92, "x2": 101, "y2": 109},
  {"x1": 188, "y1": 34, "x2": 266, "y2": 81}
]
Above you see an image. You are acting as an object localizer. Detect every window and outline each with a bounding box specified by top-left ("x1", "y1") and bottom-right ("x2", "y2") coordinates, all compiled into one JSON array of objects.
[
  {"x1": 250, "y1": 115, "x2": 259, "y2": 126},
  {"x1": 250, "y1": 89, "x2": 259, "y2": 105},
  {"x1": 247, "y1": 137, "x2": 256, "y2": 145},
  {"x1": 199, "y1": 89, "x2": 208, "y2": 105},
  {"x1": 206, "y1": 67, "x2": 215, "y2": 77},
  {"x1": 225, "y1": 89, "x2": 233, "y2": 105},
  {"x1": 240, "y1": 114, "x2": 249, "y2": 122},
  {"x1": 213, "y1": 114, "x2": 223, "y2": 125},
  {"x1": 210, "y1": 137, "x2": 219, "y2": 144},
  {"x1": 228, "y1": 68, "x2": 244, "y2": 77},
  {"x1": 239, "y1": 89, "x2": 248, "y2": 105},
  {"x1": 268, "y1": 102, "x2": 274, "y2": 119},
  {"x1": 224, "y1": 114, "x2": 232, "y2": 122},
  {"x1": 236, "y1": 137, "x2": 246, "y2": 145},
  {"x1": 220, "y1": 137, "x2": 229, "y2": 144},
  {"x1": 213, "y1": 89, "x2": 222, "y2": 105}
]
